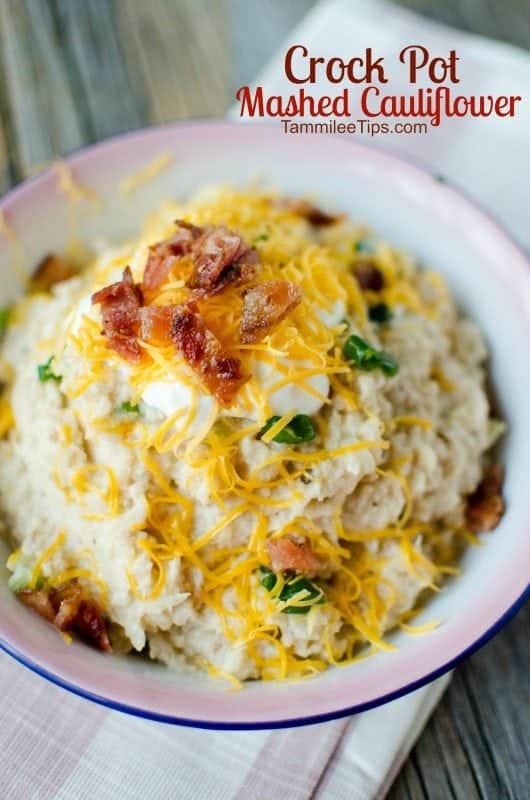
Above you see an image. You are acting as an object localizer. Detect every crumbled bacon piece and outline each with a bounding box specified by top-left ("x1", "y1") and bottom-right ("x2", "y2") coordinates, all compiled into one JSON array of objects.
[
  {"x1": 186, "y1": 227, "x2": 258, "y2": 296},
  {"x1": 51, "y1": 582, "x2": 84, "y2": 630},
  {"x1": 169, "y1": 304, "x2": 248, "y2": 406},
  {"x1": 267, "y1": 538, "x2": 323, "y2": 575},
  {"x1": 140, "y1": 303, "x2": 248, "y2": 405},
  {"x1": 32, "y1": 253, "x2": 77, "y2": 292},
  {"x1": 142, "y1": 221, "x2": 258, "y2": 299},
  {"x1": 143, "y1": 220, "x2": 202, "y2": 294},
  {"x1": 240, "y1": 280, "x2": 302, "y2": 344},
  {"x1": 19, "y1": 581, "x2": 111, "y2": 652},
  {"x1": 279, "y1": 198, "x2": 343, "y2": 227},
  {"x1": 92, "y1": 266, "x2": 144, "y2": 362},
  {"x1": 74, "y1": 601, "x2": 112, "y2": 652},
  {"x1": 18, "y1": 588, "x2": 55, "y2": 621},
  {"x1": 466, "y1": 464, "x2": 504, "y2": 533},
  {"x1": 353, "y1": 258, "x2": 385, "y2": 292},
  {"x1": 139, "y1": 305, "x2": 175, "y2": 345}
]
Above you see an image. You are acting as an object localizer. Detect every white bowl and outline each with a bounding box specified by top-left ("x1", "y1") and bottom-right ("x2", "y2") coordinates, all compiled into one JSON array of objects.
[{"x1": 0, "y1": 121, "x2": 528, "y2": 729}]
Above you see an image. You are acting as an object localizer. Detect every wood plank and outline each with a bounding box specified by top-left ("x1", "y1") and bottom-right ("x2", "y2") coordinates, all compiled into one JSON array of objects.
[
  {"x1": 53, "y1": 0, "x2": 146, "y2": 139},
  {"x1": 391, "y1": 754, "x2": 429, "y2": 800},
  {"x1": 442, "y1": 672, "x2": 504, "y2": 798},
  {"x1": 415, "y1": 702, "x2": 480, "y2": 799},
  {"x1": 0, "y1": 21, "x2": 16, "y2": 192},
  {"x1": 0, "y1": 0, "x2": 85, "y2": 176},
  {"x1": 227, "y1": 0, "x2": 316, "y2": 91},
  {"x1": 0, "y1": 127, "x2": 9, "y2": 195},
  {"x1": 116, "y1": 0, "x2": 231, "y2": 123},
  {"x1": 390, "y1": 603, "x2": 530, "y2": 799},
  {"x1": 454, "y1": 612, "x2": 530, "y2": 798},
  {"x1": 0, "y1": 91, "x2": 14, "y2": 193}
]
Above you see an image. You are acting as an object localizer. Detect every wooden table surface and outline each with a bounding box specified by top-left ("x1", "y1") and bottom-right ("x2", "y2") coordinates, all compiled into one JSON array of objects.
[{"x1": 0, "y1": 2, "x2": 528, "y2": 799}]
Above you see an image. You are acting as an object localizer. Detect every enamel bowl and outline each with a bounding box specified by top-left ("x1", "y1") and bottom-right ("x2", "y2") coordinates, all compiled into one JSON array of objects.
[{"x1": 0, "y1": 121, "x2": 528, "y2": 729}]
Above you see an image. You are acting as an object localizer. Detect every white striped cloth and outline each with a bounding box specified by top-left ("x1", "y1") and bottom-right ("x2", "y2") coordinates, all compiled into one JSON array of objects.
[
  {"x1": 3, "y1": 0, "x2": 529, "y2": 797},
  {"x1": 0, "y1": 651, "x2": 449, "y2": 799}
]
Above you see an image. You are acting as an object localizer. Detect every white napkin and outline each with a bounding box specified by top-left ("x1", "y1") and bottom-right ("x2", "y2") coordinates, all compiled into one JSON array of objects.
[
  {"x1": 231, "y1": 0, "x2": 530, "y2": 250},
  {"x1": 0, "y1": 650, "x2": 449, "y2": 800}
]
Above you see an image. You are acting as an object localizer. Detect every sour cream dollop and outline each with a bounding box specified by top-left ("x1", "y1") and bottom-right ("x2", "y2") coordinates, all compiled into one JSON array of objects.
[
  {"x1": 140, "y1": 299, "x2": 344, "y2": 422},
  {"x1": 255, "y1": 358, "x2": 329, "y2": 417},
  {"x1": 141, "y1": 380, "x2": 216, "y2": 437},
  {"x1": 141, "y1": 352, "x2": 331, "y2": 426},
  {"x1": 77, "y1": 283, "x2": 340, "y2": 425},
  {"x1": 65, "y1": 294, "x2": 97, "y2": 336}
]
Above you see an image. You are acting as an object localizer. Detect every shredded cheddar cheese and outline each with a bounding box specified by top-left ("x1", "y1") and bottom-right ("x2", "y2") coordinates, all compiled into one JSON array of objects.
[
  {"x1": 52, "y1": 161, "x2": 101, "y2": 262},
  {"x1": 259, "y1": 411, "x2": 298, "y2": 443},
  {"x1": 0, "y1": 396, "x2": 14, "y2": 438},
  {"x1": 1, "y1": 184, "x2": 476, "y2": 686},
  {"x1": 29, "y1": 530, "x2": 67, "y2": 589},
  {"x1": 120, "y1": 153, "x2": 174, "y2": 198},
  {"x1": 71, "y1": 464, "x2": 121, "y2": 519},
  {"x1": 391, "y1": 415, "x2": 433, "y2": 430}
]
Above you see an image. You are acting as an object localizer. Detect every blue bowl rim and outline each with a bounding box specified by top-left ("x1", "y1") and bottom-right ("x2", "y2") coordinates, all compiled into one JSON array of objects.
[
  {"x1": 1, "y1": 586, "x2": 527, "y2": 730},
  {"x1": 0, "y1": 118, "x2": 529, "y2": 730}
]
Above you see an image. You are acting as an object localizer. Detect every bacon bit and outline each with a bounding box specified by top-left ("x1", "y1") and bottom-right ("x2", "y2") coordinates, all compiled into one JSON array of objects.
[
  {"x1": 267, "y1": 538, "x2": 323, "y2": 575},
  {"x1": 19, "y1": 588, "x2": 55, "y2": 621},
  {"x1": 240, "y1": 280, "x2": 302, "y2": 344},
  {"x1": 143, "y1": 220, "x2": 202, "y2": 294},
  {"x1": 139, "y1": 305, "x2": 175, "y2": 345},
  {"x1": 169, "y1": 304, "x2": 248, "y2": 406},
  {"x1": 92, "y1": 266, "x2": 144, "y2": 362},
  {"x1": 74, "y1": 600, "x2": 112, "y2": 653},
  {"x1": 93, "y1": 269, "x2": 248, "y2": 405},
  {"x1": 142, "y1": 221, "x2": 258, "y2": 299},
  {"x1": 281, "y1": 199, "x2": 343, "y2": 227},
  {"x1": 466, "y1": 464, "x2": 505, "y2": 533},
  {"x1": 19, "y1": 581, "x2": 111, "y2": 652},
  {"x1": 186, "y1": 227, "x2": 258, "y2": 296},
  {"x1": 52, "y1": 582, "x2": 84, "y2": 630},
  {"x1": 140, "y1": 303, "x2": 248, "y2": 405},
  {"x1": 353, "y1": 258, "x2": 385, "y2": 292},
  {"x1": 31, "y1": 253, "x2": 77, "y2": 292}
]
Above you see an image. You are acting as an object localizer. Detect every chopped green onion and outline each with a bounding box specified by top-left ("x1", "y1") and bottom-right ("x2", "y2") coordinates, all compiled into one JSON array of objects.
[
  {"x1": 7, "y1": 554, "x2": 45, "y2": 593},
  {"x1": 259, "y1": 566, "x2": 277, "y2": 592},
  {"x1": 343, "y1": 334, "x2": 399, "y2": 377},
  {"x1": 8, "y1": 576, "x2": 29, "y2": 593},
  {"x1": 37, "y1": 356, "x2": 62, "y2": 383},
  {"x1": 116, "y1": 401, "x2": 140, "y2": 415},
  {"x1": 369, "y1": 303, "x2": 393, "y2": 324},
  {"x1": 353, "y1": 240, "x2": 374, "y2": 254},
  {"x1": 0, "y1": 307, "x2": 11, "y2": 334},
  {"x1": 378, "y1": 353, "x2": 399, "y2": 376},
  {"x1": 259, "y1": 414, "x2": 316, "y2": 444},
  {"x1": 278, "y1": 575, "x2": 325, "y2": 614},
  {"x1": 7, "y1": 560, "x2": 31, "y2": 593},
  {"x1": 340, "y1": 317, "x2": 351, "y2": 331},
  {"x1": 253, "y1": 232, "x2": 270, "y2": 243},
  {"x1": 259, "y1": 567, "x2": 325, "y2": 614}
]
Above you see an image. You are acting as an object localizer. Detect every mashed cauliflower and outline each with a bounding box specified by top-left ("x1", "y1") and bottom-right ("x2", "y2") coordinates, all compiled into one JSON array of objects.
[{"x1": 0, "y1": 186, "x2": 502, "y2": 684}]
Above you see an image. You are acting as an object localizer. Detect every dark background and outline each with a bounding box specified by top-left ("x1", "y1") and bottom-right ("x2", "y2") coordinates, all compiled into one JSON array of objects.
[{"x1": 0, "y1": 2, "x2": 528, "y2": 799}]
